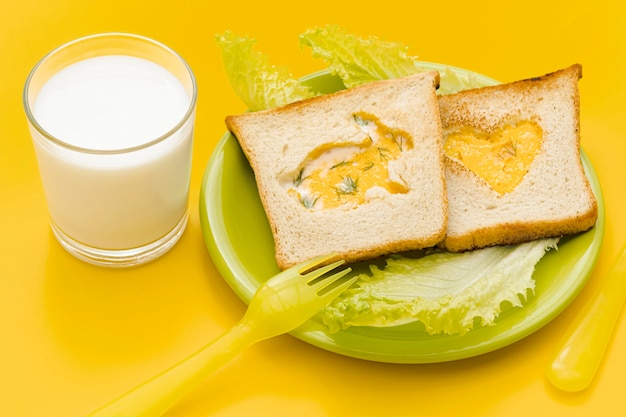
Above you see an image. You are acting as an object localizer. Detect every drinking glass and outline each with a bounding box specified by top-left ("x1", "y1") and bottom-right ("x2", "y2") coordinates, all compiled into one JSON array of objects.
[{"x1": 23, "y1": 33, "x2": 197, "y2": 267}]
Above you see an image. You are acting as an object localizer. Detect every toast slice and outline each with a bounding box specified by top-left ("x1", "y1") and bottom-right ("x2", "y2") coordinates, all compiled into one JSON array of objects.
[
  {"x1": 226, "y1": 71, "x2": 447, "y2": 269},
  {"x1": 438, "y1": 64, "x2": 598, "y2": 252}
]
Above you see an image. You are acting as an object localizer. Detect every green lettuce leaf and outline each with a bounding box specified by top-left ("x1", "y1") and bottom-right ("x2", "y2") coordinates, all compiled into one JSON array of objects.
[
  {"x1": 215, "y1": 31, "x2": 316, "y2": 111},
  {"x1": 434, "y1": 66, "x2": 489, "y2": 94},
  {"x1": 299, "y1": 26, "x2": 420, "y2": 89},
  {"x1": 217, "y1": 27, "x2": 490, "y2": 111},
  {"x1": 320, "y1": 238, "x2": 559, "y2": 335},
  {"x1": 299, "y1": 25, "x2": 487, "y2": 94}
]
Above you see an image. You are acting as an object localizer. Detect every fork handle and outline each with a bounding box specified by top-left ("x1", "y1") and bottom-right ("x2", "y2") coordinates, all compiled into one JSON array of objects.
[
  {"x1": 87, "y1": 322, "x2": 256, "y2": 417},
  {"x1": 546, "y1": 241, "x2": 626, "y2": 392}
]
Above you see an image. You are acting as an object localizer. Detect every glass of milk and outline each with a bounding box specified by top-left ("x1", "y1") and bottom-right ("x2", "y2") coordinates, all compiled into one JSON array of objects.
[{"x1": 23, "y1": 33, "x2": 197, "y2": 267}]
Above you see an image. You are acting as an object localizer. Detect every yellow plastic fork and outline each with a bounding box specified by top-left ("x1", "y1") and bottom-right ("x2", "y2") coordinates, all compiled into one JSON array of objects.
[{"x1": 87, "y1": 254, "x2": 354, "y2": 417}]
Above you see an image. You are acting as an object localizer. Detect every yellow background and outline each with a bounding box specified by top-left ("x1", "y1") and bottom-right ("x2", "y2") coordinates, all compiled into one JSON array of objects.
[{"x1": 2, "y1": 0, "x2": 626, "y2": 416}]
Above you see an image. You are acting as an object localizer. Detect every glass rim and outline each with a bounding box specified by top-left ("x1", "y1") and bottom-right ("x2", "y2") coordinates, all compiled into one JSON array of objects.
[{"x1": 22, "y1": 32, "x2": 198, "y2": 155}]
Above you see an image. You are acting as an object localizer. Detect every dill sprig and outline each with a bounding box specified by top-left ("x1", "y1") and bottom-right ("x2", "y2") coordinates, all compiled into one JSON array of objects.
[
  {"x1": 331, "y1": 160, "x2": 352, "y2": 169},
  {"x1": 377, "y1": 147, "x2": 391, "y2": 161},
  {"x1": 299, "y1": 194, "x2": 319, "y2": 209},
  {"x1": 333, "y1": 175, "x2": 359, "y2": 196},
  {"x1": 499, "y1": 139, "x2": 518, "y2": 159},
  {"x1": 392, "y1": 133, "x2": 404, "y2": 151},
  {"x1": 292, "y1": 168, "x2": 308, "y2": 186},
  {"x1": 353, "y1": 114, "x2": 369, "y2": 127},
  {"x1": 362, "y1": 161, "x2": 375, "y2": 171}
]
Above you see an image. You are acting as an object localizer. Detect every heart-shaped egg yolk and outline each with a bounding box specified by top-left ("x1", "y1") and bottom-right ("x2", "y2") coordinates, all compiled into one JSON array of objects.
[
  {"x1": 286, "y1": 113, "x2": 412, "y2": 210},
  {"x1": 443, "y1": 120, "x2": 543, "y2": 194}
]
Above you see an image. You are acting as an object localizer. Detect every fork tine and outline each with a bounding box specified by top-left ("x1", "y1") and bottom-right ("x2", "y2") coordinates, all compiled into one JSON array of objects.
[
  {"x1": 302, "y1": 259, "x2": 347, "y2": 282},
  {"x1": 295, "y1": 253, "x2": 339, "y2": 276},
  {"x1": 315, "y1": 271, "x2": 358, "y2": 304}
]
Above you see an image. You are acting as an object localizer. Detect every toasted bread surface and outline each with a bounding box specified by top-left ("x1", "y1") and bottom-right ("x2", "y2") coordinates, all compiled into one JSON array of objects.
[
  {"x1": 438, "y1": 64, "x2": 598, "y2": 252},
  {"x1": 226, "y1": 71, "x2": 447, "y2": 269}
]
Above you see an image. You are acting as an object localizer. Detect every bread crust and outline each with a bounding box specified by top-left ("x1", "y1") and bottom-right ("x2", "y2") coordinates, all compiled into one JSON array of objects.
[
  {"x1": 226, "y1": 72, "x2": 447, "y2": 269},
  {"x1": 438, "y1": 64, "x2": 598, "y2": 252}
]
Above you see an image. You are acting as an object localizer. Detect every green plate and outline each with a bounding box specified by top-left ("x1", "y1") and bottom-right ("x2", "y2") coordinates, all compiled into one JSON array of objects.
[{"x1": 199, "y1": 65, "x2": 605, "y2": 364}]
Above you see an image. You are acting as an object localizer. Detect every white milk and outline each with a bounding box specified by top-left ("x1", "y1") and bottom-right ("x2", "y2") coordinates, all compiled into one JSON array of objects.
[{"x1": 30, "y1": 55, "x2": 194, "y2": 251}]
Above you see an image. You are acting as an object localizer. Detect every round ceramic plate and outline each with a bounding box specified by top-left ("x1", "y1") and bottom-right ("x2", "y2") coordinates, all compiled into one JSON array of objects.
[{"x1": 200, "y1": 64, "x2": 605, "y2": 364}]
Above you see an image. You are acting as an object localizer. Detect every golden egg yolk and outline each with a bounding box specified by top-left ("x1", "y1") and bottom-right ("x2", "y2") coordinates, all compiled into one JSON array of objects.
[
  {"x1": 288, "y1": 113, "x2": 412, "y2": 210},
  {"x1": 443, "y1": 120, "x2": 543, "y2": 194}
]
